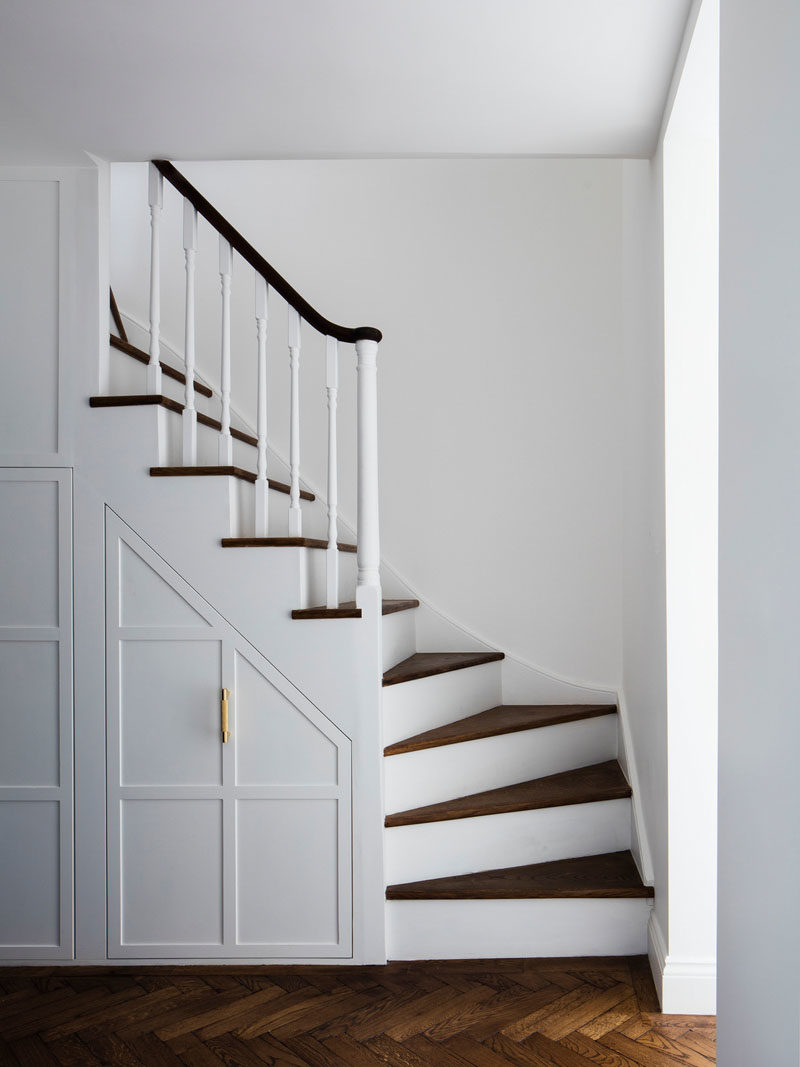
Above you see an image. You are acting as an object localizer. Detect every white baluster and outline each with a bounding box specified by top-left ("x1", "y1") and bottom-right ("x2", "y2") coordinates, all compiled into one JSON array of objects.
[
  {"x1": 326, "y1": 336, "x2": 339, "y2": 609},
  {"x1": 288, "y1": 307, "x2": 302, "y2": 536},
  {"x1": 218, "y1": 237, "x2": 233, "y2": 465},
  {"x1": 147, "y1": 164, "x2": 163, "y2": 394},
  {"x1": 182, "y1": 200, "x2": 198, "y2": 464},
  {"x1": 254, "y1": 276, "x2": 270, "y2": 537},
  {"x1": 355, "y1": 338, "x2": 381, "y2": 610}
]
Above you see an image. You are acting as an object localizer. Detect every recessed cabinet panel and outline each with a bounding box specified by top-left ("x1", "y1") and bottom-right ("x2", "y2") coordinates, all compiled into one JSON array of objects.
[
  {"x1": 119, "y1": 544, "x2": 209, "y2": 629},
  {"x1": 236, "y1": 799, "x2": 340, "y2": 946},
  {"x1": 0, "y1": 642, "x2": 59, "y2": 787},
  {"x1": 107, "y1": 515, "x2": 352, "y2": 959},
  {"x1": 0, "y1": 802, "x2": 60, "y2": 947},
  {"x1": 0, "y1": 469, "x2": 72, "y2": 960},
  {"x1": 121, "y1": 799, "x2": 223, "y2": 947},
  {"x1": 120, "y1": 640, "x2": 223, "y2": 787},
  {"x1": 0, "y1": 479, "x2": 59, "y2": 627},
  {"x1": 234, "y1": 652, "x2": 338, "y2": 787},
  {"x1": 0, "y1": 180, "x2": 59, "y2": 457}
]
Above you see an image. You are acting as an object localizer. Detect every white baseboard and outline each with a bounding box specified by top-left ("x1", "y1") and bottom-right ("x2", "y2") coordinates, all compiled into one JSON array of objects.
[{"x1": 648, "y1": 912, "x2": 716, "y2": 1015}]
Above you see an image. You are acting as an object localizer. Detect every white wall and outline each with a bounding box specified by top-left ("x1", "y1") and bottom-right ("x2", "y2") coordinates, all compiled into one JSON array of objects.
[
  {"x1": 621, "y1": 0, "x2": 719, "y2": 1016},
  {"x1": 110, "y1": 159, "x2": 625, "y2": 688},
  {"x1": 718, "y1": 0, "x2": 800, "y2": 1062},
  {"x1": 621, "y1": 153, "x2": 668, "y2": 946},
  {"x1": 661, "y1": 0, "x2": 719, "y2": 1013}
]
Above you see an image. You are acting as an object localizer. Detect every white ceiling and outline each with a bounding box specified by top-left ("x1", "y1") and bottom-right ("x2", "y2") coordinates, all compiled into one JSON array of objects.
[{"x1": 0, "y1": 0, "x2": 692, "y2": 163}]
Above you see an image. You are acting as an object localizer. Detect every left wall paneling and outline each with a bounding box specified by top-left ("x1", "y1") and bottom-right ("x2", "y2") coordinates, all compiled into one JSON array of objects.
[
  {"x1": 0, "y1": 171, "x2": 80, "y2": 465},
  {"x1": 0, "y1": 469, "x2": 74, "y2": 958}
]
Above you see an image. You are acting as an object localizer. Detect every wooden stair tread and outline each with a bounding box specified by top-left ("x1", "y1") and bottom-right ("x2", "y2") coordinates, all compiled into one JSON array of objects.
[
  {"x1": 382, "y1": 651, "x2": 504, "y2": 687},
  {"x1": 386, "y1": 851, "x2": 653, "y2": 900},
  {"x1": 222, "y1": 536, "x2": 357, "y2": 553},
  {"x1": 384, "y1": 760, "x2": 630, "y2": 827},
  {"x1": 384, "y1": 703, "x2": 617, "y2": 755},
  {"x1": 110, "y1": 334, "x2": 214, "y2": 397},
  {"x1": 291, "y1": 599, "x2": 420, "y2": 620},
  {"x1": 150, "y1": 466, "x2": 314, "y2": 501},
  {"x1": 89, "y1": 394, "x2": 258, "y2": 447}
]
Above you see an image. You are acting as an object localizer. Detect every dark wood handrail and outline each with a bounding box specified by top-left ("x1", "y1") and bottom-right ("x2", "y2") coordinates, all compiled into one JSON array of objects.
[
  {"x1": 109, "y1": 287, "x2": 127, "y2": 342},
  {"x1": 153, "y1": 160, "x2": 382, "y2": 345}
]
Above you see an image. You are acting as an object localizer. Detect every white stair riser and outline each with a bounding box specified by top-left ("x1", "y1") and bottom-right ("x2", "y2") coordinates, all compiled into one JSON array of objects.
[
  {"x1": 382, "y1": 662, "x2": 503, "y2": 747},
  {"x1": 109, "y1": 346, "x2": 148, "y2": 396},
  {"x1": 384, "y1": 715, "x2": 618, "y2": 815},
  {"x1": 108, "y1": 346, "x2": 219, "y2": 423},
  {"x1": 384, "y1": 798, "x2": 631, "y2": 884},
  {"x1": 386, "y1": 898, "x2": 651, "y2": 960},
  {"x1": 304, "y1": 549, "x2": 359, "y2": 608},
  {"x1": 382, "y1": 610, "x2": 417, "y2": 673}
]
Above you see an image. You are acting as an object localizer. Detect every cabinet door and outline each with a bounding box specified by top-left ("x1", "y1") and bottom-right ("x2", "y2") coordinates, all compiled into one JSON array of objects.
[
  {"x1": 0, "y1": 469, "x2": 73, "y2": 959},
  {"x1": 106, "y1": 515, "x2": 351, "y2": 959}
]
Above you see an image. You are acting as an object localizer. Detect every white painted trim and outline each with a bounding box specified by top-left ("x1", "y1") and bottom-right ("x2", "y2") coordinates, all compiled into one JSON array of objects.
[
  {"x1": 616, "y1": 688, "x2": 655, "y2": 886},
  {"x1": 648, "y1": 911, "x2": 716, "y2": 1015}
]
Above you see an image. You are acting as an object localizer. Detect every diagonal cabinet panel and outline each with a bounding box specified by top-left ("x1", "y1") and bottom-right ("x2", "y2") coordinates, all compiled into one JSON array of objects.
[{"x1": 105, "y1": 510, "x2": 352, "y2": 960}]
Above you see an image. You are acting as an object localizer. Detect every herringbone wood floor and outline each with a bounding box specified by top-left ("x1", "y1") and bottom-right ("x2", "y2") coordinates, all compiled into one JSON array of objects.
[{"x1": 0, "y1": 957, "x2": 715, "y2": 1066}]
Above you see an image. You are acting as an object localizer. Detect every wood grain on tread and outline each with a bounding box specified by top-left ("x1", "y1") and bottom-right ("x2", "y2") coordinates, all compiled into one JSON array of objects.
[
  {"x1": 291, "y1": 599, "x2": 420, "y2": 620},
  {"x1": 89, "y1": 394, "x2": 259, "y2": 447},
  {"x1": 221, "y1": 537, "x2": 358, "y2": 553},
  {"x1": 384, "y1": 760, "x2": 631, "y2": 827},
  {"x1": 386, "y1": 851, "x2": 653, "y2": 900},
  {"x1": 384, "y1": 704, "x2": 617, "y2": 756},
  {"x1": 0, "y1": 958, "x2": 712, "y2": 1065},
  {"x1": 150, "y1": 466, "x2": 315, "y2": 500},
  {"x1": 110, "y1": 334, "x2": 214, "y2": 397},
  {"x1": 382, "y1": 651, "x2": 504, "y2": 687}
]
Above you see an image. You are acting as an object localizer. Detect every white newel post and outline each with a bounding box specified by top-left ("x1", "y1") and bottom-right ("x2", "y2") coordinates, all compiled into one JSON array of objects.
[
  {"x1": 182, "y1": 200, "x2": 198, "y2": 464},
  {"x1": 326, "y1": 337, "x2": 340, "y2": 609},
  {"x1": 147, "y1": 164, "x2": 163, "y2": 394},
  {"x1": 218, "y1": 237, "x2": 233, "y2": 465},
  {"x1": 355, "y1": 338, "x2": 381, "y2": 611},
  {"x1": 287, "y1": 307, "x2": 302, "y2": 537},
  {"x1": 254, "y1": 276, "x2": 269, "y2": 537}
]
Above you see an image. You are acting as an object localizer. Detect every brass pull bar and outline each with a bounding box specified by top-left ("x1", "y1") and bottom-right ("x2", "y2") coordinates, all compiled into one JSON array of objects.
[{"x1": 221, "y1": 688, "x2": 230, "y2": 743}]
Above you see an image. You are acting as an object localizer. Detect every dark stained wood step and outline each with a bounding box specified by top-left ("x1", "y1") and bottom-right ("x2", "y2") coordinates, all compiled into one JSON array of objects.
[
  {"x1": 386, "y1": 851, "x2": 653, "y2": 900},
  {"x1": 384, "y1": 760, "x2": 630, "y2": 827},
  {"x1": 384, "y1": 704, "x2": 617, "y2": 756},
  {"x1": 382, "y1": 651, "x2": 504, "y2": 687},
  {"x1": 110, "y1": 335, "x2": 214, "y2": 397},
  {"x1": 221, "y1": 537, "x2": 357, "y2": 553},
  {"x1": 109, "y1": 289, "x2": 127, "y2": 342},
  {"x1": 291, "y1": 599, "x2": 420, "y2": 620},
  {"x1": 89, "y1": 395, "x2": 259, "y2": 448},
  {"x1": 150, "y1": 466, "x2": 314, "y2": 501}
]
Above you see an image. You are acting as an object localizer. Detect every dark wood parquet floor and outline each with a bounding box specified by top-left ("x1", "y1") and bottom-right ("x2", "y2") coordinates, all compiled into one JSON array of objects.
[{"x1": 0, "y1": 957, "x2": 715, "y2": 1067}]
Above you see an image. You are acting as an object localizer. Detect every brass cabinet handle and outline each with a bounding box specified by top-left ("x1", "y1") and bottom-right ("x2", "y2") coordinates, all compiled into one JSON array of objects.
[{"x1": 221, "y1": 688, "x2": 230, "y2": 743}]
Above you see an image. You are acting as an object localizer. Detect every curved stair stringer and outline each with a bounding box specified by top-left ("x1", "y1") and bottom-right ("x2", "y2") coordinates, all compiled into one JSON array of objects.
[{"x1": 77, "y1": 399, "x2": 387, "y2": 964}]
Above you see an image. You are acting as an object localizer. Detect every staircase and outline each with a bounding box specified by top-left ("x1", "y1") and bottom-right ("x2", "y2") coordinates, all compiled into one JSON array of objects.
[{"x1": 96, "y1": 160, "x2": 653, "y2": 962}]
